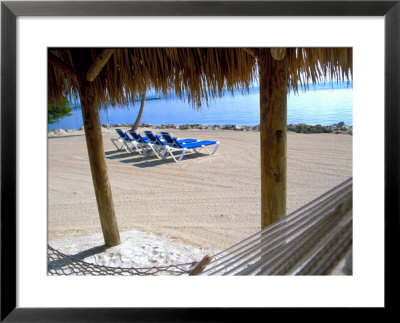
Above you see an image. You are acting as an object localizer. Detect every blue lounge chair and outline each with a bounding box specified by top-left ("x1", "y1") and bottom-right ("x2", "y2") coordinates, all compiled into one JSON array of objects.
[
  {"x1": 143, "y1": 130, "x2": 198, "y2": 157},
  {"x1": 110, "y1": 128, "x2": 126, "y2": 151},
  {"x1": 111, "y1": 128, "x2": 142, "y2": 153},
  {"x1": 143, "y1": 130, "x2": 168, "y2": 154},
  {"x1": 159, "y1": 131, "x2": 198, "y2": 146},
  {"x1": 160, "y1": 132, "x2": 220, "y2": 162},
  {"x1": 143, "y1": 130, "x2": 165, "y2": 145},
  {"x1": 128, "y1": 129, "x2": 162, "y2": 158}
]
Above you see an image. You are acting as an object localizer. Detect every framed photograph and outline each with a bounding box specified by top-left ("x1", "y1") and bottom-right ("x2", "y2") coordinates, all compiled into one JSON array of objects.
[{"x1": 2, "y1": 0, "x2": 399, "y2": 321}]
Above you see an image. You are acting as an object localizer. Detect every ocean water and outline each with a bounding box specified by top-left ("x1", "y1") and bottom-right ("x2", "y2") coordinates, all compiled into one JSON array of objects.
[{"x1": 48, "y1": 82, "x2": 352, "y2": 130}]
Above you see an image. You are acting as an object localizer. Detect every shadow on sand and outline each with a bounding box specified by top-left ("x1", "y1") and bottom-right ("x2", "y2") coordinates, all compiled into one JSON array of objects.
[
  {"x1": 48, "y1": 245, "x2": 110, "y2": 271},
  {"x1": 105, "y1": 150, "x2": 209, "y2": 168}
]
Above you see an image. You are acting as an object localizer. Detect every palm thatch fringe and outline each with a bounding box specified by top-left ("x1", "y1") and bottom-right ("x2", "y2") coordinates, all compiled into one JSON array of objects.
[{"x1": 48, "y1": 48, "x2": 352, "y2": 108}]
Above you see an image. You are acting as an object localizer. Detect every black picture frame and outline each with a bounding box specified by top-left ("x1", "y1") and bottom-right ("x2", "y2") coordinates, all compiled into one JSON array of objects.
[{"x1": 1, "y1": 1, "x2": 399, "y2": 321}]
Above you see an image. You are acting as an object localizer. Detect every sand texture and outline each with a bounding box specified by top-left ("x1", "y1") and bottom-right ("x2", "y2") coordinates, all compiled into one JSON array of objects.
[{"x1": 48, "y1": 128, "x2": 352, "y2": 255}]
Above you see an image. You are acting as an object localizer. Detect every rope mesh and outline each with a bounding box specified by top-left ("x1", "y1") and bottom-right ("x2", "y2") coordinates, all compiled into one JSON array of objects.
[
  {"x1": 47, "y1": 177, "x2": 352, "y2": 276},
  {"x1": 47, "y1": 245, "x2": 196, "y2": 276}
]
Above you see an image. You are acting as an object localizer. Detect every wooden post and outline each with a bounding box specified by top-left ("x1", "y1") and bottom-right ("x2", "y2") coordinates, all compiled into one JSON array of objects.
[
  {"x1": 259, "y1": 48, "x2": 288, "y2": 229},
  {"x1": 189, "y1": 254, "x2": 212, "y2": 275},
  {"x1": 71, "y1": 49, "x2": 121, "y2": 246}
]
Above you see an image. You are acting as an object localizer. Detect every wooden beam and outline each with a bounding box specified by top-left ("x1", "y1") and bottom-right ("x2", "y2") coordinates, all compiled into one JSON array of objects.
[
  {"x1": 259, "y1": 48, "x2": 288, "y2": 229},
  {"x1": 242, "y1": 48, "x2": 259, "y2": 58},
  {"x1": 48, "y1": 52, "x2": 77, "y2": 82},
  {"x1": 71, "y1": 49, "x2": 120, "y2": 247},
  {"x1": 86, "y1": 49, "x2": 115, "y2": 82},
  {"x1": 270, "y1": 48, "x2": 286, "y2": 61},
  {"x1": 189, "y1": 254, "x2": 212, "y2": 275}
]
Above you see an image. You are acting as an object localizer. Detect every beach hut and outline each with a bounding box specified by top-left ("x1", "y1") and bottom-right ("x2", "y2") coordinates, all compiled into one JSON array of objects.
[{"x1": 48, "y1": 48, "x2": 352, "y2": 246}]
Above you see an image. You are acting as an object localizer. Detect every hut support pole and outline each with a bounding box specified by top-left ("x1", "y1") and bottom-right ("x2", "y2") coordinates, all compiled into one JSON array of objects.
[
  {"x1": 71, "y1": 50, "x2": 121, "y2": 246},
  {"x1": 259, "y1": 48, "x2": 288, "y2": 229}
]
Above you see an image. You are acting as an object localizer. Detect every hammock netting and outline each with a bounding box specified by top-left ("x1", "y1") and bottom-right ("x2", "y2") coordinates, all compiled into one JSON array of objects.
[{"x1": 47, "y1": 245, "x2": 196, "y2": 276}]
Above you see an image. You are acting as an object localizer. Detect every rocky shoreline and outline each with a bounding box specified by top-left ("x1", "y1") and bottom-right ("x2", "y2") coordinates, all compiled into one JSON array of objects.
[{"x1": 48, "y1": 122, "x2": 352, "y2": 136}]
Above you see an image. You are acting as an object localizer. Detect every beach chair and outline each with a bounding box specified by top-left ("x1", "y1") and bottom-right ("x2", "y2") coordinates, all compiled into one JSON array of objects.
[
  {"x1": 158, "y1": 131, "x2": 199, "y2": 159},
  {"x1": 143, "y1": 130, "x2": 169, "y2": 155},
  {"x1": 111, "y1": 128, "x2": 142, "y2": 153},
  {"x1": 143, "y1": 130, "x2": 166, "y2": 145},
  {"x1": 143, "y1": 130, "x2": 198, "y2": 158},
  {"x1": 128, "y1": 129, "x2": 162, "y2": 158},
  {"x1": 160, "y1": 132, "x2": 220, "y2": 162},
  {"x1": 110, "y1": 128, "x2": 126, "y2": 151},
  {"x1": 159, "y1": 131, "x2": 198, "y2": 146}
]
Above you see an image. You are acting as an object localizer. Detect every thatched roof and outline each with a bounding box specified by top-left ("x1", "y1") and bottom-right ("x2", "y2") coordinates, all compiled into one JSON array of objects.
[{"x1": 48, "y1": 48, "x2": 352, "y2": 107}]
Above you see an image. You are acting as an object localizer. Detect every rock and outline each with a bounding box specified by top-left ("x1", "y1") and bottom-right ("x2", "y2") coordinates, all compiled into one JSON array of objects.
[
  {"x1": 297, "y1": 124, "x2": 312, "y2": 133},
  {"x1": 348, "y1": 126, "x2": 353, "y2": 135},
  {"x1": 160, "y1": 123, "x2": 176, "y2": 129},
  {"x1": 54, "y1": 129, "x2": 66, "y2": 135},
  {"x1": 222, "y1": 124, "x2": 235, "y2": 130},
  {"x1": 179, "y1": 124, "x2": 190, "y2": 130},
  {"x1": 313, "y1": 124, "x2": 322, "y2": 133},
  {"x1": 286, "y1": 123, "x2": 352, "y2": 134}
]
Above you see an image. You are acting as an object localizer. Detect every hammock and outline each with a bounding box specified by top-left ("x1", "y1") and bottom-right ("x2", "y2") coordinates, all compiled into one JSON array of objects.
[
  {"x1": 48, "y1": 177, "x2": 352, "y2": 276},
  {"x1": 47, "y1": 245, "x2": 196, "y2": 276},
  {"x1": 199, "y1": 177, "x2": 352, "y2": 275}
]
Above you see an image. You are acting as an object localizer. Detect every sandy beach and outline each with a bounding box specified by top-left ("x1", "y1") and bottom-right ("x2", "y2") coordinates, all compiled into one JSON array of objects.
[{"x1": 48, "y1": 127, "x2": 352, "y2": 272}]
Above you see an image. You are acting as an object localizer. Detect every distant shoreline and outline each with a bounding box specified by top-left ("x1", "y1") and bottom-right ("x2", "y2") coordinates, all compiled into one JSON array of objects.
[{"x1": 48, "y1": 122, "x2": 353, "y2": 136}]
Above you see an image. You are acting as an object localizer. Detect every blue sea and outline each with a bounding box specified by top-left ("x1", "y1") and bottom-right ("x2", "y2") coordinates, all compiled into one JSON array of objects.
[{"x1": 48, "y1": 81, "x2": 353, "y2": 130}]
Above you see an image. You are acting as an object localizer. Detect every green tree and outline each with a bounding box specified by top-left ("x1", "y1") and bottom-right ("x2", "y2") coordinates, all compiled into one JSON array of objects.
[{"x1": 48, "y1": 98, "x2": 72, "y2": 124}]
